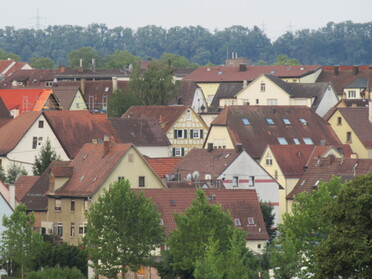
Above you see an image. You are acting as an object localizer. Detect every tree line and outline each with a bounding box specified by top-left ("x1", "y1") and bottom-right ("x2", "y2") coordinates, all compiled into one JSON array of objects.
[{"x1": 0, "y1": 21, "x2": 372, "y2": 66}]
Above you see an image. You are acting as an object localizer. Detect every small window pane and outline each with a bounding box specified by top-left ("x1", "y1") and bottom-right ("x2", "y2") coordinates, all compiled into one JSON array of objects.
[
  {"x1": 266, "y1": 118, "x2": 275, "y2": 125},
  {"x1": 278, "y1": 137, "x2": 288, "y2": 145},
  {"x1": 242, "y1": 118, "x2": 250, "y2": 126},
  {"x1": 282, "y1": 118, "x2": 291, "y2": 125},
  {"x1": 303, "y1": 138, "x2": 313, "y2": 144},
  {"x1": 293, "y1": 138, "x2": 300, "y2": 145}
]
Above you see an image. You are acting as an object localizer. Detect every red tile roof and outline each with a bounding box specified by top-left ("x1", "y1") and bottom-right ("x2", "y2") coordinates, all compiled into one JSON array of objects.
[
  {"x1": 183, "y1": 65, "x2": 321, "y2": 82},
  {"x1": 0, "y1": 69, "x2": 60, "y2": 88},
  {"x1": 209, "y1": 106, "x2": 341, "y2": 159},
  {"x1": 0, "y1": 60, "x2": 30, "y2": 79},
  {"x1": 0, "y1": 96, "x2": 11, "y2": 119},
  {"x1": 52, "y1": 86, "x2": 81, "y2": 110},
  {"x1": 122, "y1": 105, "x2": 188, "y2": 132},
  {"x1": 14, "y1": 175, "x2": 39, "y2": 202},
  {"x1": 145, "y1": 157, "x2": 182, "y2": 178},
  {"x1": 137, "y1": 188, "x2": 269, "y2": 240}
]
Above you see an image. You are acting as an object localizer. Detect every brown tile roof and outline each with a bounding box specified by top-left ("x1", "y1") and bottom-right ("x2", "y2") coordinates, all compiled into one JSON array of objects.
[
  {"x1": 52, "y1": 143, "x2": 132, "y2": 197},
  {"x1": 176, "y1": 80, "x2": 198, "y2": 106},
  {"x1": 52, "y1": 86, "x2": 81, "y2": 110},
  {"x1": 55, "y1": 68, "x2": 131, "y2": 79},
  {"x1": 209, "y1": 106, "x2": 341, "y2": 159},
  {"x1": 145, "y1": 157, "x2": 182, "y2": 178},
  {"x1": 137, "y1": 188, "x2": 269, "y2": 240},
  {"x1": 210, "y1": 82, "x2": 243, "y2": 107},
  {"x1": 268, "y1": 144, "x2": 353, "y2": 178},
  {"x1": 122, "y1": 105, "x2": 187, "y2": 132},
  {"x1": 22, "y1": 161, "x2": 70, "y2": 211},
  {"x1": 317, "y1": 66, "x2": 372, "y2": 95},
  {"x1": 0, "y1": 111, "x2": 41, "y2": 155},
  {"x1": 14, "y1": 175, "x2": 39, "y2": 202},
  {"x1": 0, "y1": 96, "x2": 11, "y2": 118},
  {"x1": 287, "y1": 156, "x2": 372, "y2": 199},
  {"x1": 169, "y1": 148, "x2": 242, "y2": 181},
  {"x1": 172, "y1": 68, "x2": 196, "y2": 78},
  {"x1": 109, "y1": 117, "x2": 170, "y2": 147},
  {"x1": 183, "y1": 65, "x2": 321, "y2": 83},
  {"x1": 0, "y1": 60, "x2": 29, "y2": 79},
  {"x1": 44, "y1": 110, "x2": 116, "y2": 158},
  {"x1": 0, "y1": 69, "x2": 60, "y2": 88}
]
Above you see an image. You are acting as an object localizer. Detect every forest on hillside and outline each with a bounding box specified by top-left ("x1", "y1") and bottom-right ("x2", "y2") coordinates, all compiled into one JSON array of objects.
[{"x1": 0, "y1": 20, "x2": 371, "y2": 67}]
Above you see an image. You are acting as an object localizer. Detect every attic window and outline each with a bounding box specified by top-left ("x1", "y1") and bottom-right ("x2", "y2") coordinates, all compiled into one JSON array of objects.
[
  {"x1": 160, "y1": 218, "x2": 164, "y2": 225},
  {"x1": 282, "y1": 118, "x2": 291, "y2": 125},
  {"x1": 266, "y1": 118, "x2": 275, "y2": 125},
  {"x1": 234, "y1": 218, "x2": 241, "y2": 226},
  {"x1": 170, "y1": 199, "x2": 176, "y2": 206},
  {"x1": 242, "y1": 118, "x2": 250, "y2": 126},
  {"x1": 104, "y1": 87, "x2": 109, "y2": 92},
  {"x1": 299, "y1": 118, "x2": 308, "y2": 126},
  {"x1": 278, "y1": 137, "x2": 288, "y2": 145},
  {"x1": 248, "y1": 217, "x2": 255, "y2": 225},
  {"x1": 293, "y1": 138, "x2": 300, "y2": 145},
  {"x1": 38, "y1": 120, "x2": 44, "y2": 128},
  {"x1": 303, "y1": 138, "x2": 313, "y2": 145}
]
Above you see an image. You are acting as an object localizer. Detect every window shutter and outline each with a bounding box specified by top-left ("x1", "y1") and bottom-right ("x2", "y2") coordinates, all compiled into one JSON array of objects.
[
  {"x1": 172, "y1": 148, "x2": 176, "y2": 157},
  {"x1": 174, "y1": 129, "x2": 177, "y2": 139},
  {"x1": 200, "y1": 129, "x2": 203, "y2": 139},
  {"x1": 181, "y1": 148, "x2": 185, "y2": 156},
  {"x1": 190, "y1": 129, "x2": 194, "y2": 139},
  {"x1": 184, "y1": 129, "x2": 187, "y2": 139}
]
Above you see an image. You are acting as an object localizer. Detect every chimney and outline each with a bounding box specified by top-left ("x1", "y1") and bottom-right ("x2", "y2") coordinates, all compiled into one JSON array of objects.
[
  {"x1": 207, "y1": 143, "x2": 213, "y2": 152},
  {"x1": 235, "y1": 143, "x2": 243, "y2": 153},
  {"x1": 112, "y1": 77, "x2": 118, "y2": 92},
  {"x1": 59, "y1": 65, "x2": 66, "y2": 73},
  {"x1": 9, "y1": 183, "x2": 16, "y2": 209},
  {"x1": 320, "y1": 140, "x2": 326, "y2": 146},
  {"x1": 369, "y1": 100, "x2": 372, "y2": 123},
  {"x1": 243, "y1": 80, "x2": 248, "y2": 87},
  {"x1": 334, "y1": 66, "x2": 339, "y2": 75},
  {"x1": 80, "y1": 78, "x2": 86, "y2": 95},
  {"x1": 239, "y1": 63, "x2": 247, "y2": 72},
  {"x1": 353, "y1": 65, "x2": 359, "y2": 75},
  {"x1": 103, "y1": 135, "x2": 110, "y2": 156},
  {"x1": 78, "y1": 59, "x2": 83, "y2": 72}
]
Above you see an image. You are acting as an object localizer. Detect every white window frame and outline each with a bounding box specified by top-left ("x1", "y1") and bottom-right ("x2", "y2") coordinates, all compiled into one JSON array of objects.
[
  {"x1": 303, "y1": 137, "x2": 313, "y2": 145},
  {"x1": 192, "y1": 129, "x2": 200, "y2": 139},
  {"x1": 267, "y1": 99, "x2": 278, "y2": 105},
  {"x1": 174, "y1": 147, "x2": 183, "y2": 157},
  {"x1": 234, "y1": 218, "x2": 241, "y2": 226},
  {"x1": 266, "y1": 154, "x2": 273, "y2": 166},
  {"x1": 57, "y1": 222, "x2": 63, "y2": 237},
  {"x1": 260, "y1": 83, "x2": 266, "y2": 92},
  {"x1": 278, "y1": 137, "x2": 288, "y2": 145},
  {"x1": 232, "y1": 176, "x2": 239, "y2": 188}
]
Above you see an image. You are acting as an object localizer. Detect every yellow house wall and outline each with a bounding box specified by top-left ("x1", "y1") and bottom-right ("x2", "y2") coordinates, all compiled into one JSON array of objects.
[
  {"x1": 204, "y1": 126, "x2": 234, "y2": 149},
  {"x1": 328, "y1": 111, "x2": 369, "y2": 158},
  {"x1": 197, "y1": 83, "x2": 220, "y2": 106},
  {"x1": 199, "y1": 113, "x2": 219, "y2": 127}
]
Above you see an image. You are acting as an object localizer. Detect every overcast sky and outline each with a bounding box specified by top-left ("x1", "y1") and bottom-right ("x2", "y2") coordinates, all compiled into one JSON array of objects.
[{"x1": 1, "y1": 0, "x2": 371, "y2": 40}]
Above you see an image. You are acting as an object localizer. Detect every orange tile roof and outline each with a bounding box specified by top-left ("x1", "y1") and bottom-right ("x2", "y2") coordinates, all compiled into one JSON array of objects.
[{"x1": 145, "y1": 157, "x2": 182, "y2": 178}]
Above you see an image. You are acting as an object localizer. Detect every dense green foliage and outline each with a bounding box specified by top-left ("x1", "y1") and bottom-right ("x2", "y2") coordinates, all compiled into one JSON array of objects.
[
  {"x1": 32, "y1": 138, "x2": 61, "y2": 175},
  {"x1": 1, "y1": 21, "x2": 371, "y2": 66},
  {"x1": 260, "y1": 201, "x2": 276, "y2": 240},
  {"x1": 28, "y1": 57, "x2": 55, "y2": 69},
  {"x1": 84, "y1": 179, "x2": 165, "y2": 278},
  {"x1": 6, "y1": 163, "x2": 28, "y2": 183},
  {"x1": 27, "y1": 266, "x2": 85, "y2": 279},
  {"x1": 0, "y1": 204, "x2": 43, "y2": 279}
]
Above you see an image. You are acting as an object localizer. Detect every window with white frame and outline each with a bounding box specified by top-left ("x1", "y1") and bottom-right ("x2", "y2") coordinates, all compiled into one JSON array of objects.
[
  {"x1": 266, "y1": 154, "x2": 273, "y2": 166},
  {"x1": 70, "y1": 223, "x2": 75, "y2": 237},
  {"x1": 267, "y1": 99, "x2": 278, "y2": 105},
  {"x1": 278, "y1": 137, "x2": 288, "y2": 145},
  {"x1": 249, "y1": 176, "x2": 255, "y2": 187},
  {"x1": 191, "y1": 129, "x2": 200, "y2": 139},
  {"x1": 260, "y1": 83, "x2": 266, "y2": 92},
  {"x1": 57, "y1": 223, "x2": 63, "y2": 237},
  {"x1": 173, "y1": 147, "x2": 184, "y2": 157},
  {"x1": 174, "y1": 129, "x2": 187, "y2": 139},
  {"x1": 248, "y1": 217, "x2": 255, "y2": 225},
  {"x1": 303, "y1": 137, "x2": 313, "y2": 144},
  {"x1": 234, "y1": 218, "x2": 241, "y2": 226},
  {"x1": 79, "y1": 223, "x2": 87, "y2": 235},
  {"x1": 232, "y1": 176, "x2": 239, "y2": 187}
]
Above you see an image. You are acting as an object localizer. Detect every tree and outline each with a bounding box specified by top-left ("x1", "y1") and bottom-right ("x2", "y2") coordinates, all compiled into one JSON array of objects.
[
  {"x1": 107, "y1": 88, "x2": 138, "y2": 117},
  {"x1": 32, "y1": 138, "x2": 61, "y2": 175},
  {"x1": 0, "y1": 48, "x2": 20, "y2": 61},
  {"x1": 0, "y1": 165, "x2": 6, "y2": 182},
  {"x1": 28, "y1": 57, "x2": 55, "y2": 69},
  {"x1": 160, "y1": 53, "x2": 199, "y2": 68},
  {"x1": 27, "y1": 266, "x2": 85, "y2": 279},
  {"x1": 193, "y1": 238, "x2": 224, "y2": 279},
  {"x1": 0, "y1": 204, "x2": 43, "y2": 279},
  {"x1": 6, "y1": 162, "x2": 27, "y2": 184},
  {"x1": 273, "y1": 54, "x2": 301, "y2": 65},
  {"x1": 68, "y1": 47, "x2": 101, "y2": 69},
  {"x1": 314, "y1": 174, "x2": 372, "y2": 278},
  {"x1": 167, "y1": 189, "x2": 244, "y2": 277},
  {"x1": 84, "y1": 179, "x2": 164, "y2": 279},
  {"x1": 270, "y1": 177, "x2": 343, "y2": 279},
  {"x1": 260, "y1": 201, "x2": 276, "y2": 241},
  {"x1": 102, "y1": 50, "x2": 141, "y2": 69}
]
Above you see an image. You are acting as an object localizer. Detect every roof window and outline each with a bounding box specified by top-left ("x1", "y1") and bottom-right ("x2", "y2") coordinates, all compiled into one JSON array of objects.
[
  {"x1": 234, "y1": 218, "x2": 241, "y2": 226},
  {"x1": 303, "y1": 138, "x2": 313, "y2": 145},
  {"x1": 248, "y1": 217, "x2": 255, "y2": 225},
  {"x1": 282, "y1": 118, "x2": 291, "y2": 125},
  {"x1": 278, "y1": 137, "x2": 288, "y2": 145},
  {"x1": 266, "y1": 118, "x2": 275, "y2": 125},
  {"x1": 293, "y1": 138, "x2": 300, "y2": 145},
  {"x1": 242, "y1": 118, "x2": 250, "y2": 126},
  {"x1": 299, "y1": 118, "x2": 308, "y2": 126}
]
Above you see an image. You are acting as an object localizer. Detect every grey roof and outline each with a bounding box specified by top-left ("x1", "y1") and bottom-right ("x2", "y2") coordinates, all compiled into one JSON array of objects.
[
  {"x1": 210, "y1": 82, "x2": 244, "y2": 107},
  {"x1": 344, "y1": 78, "x2": 368, "y2": 89}
]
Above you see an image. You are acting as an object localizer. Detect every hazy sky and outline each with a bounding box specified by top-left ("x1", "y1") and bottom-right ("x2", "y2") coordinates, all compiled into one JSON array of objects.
[{"x1": 1, "y1": 0, "x2": 371, "y2": 40}]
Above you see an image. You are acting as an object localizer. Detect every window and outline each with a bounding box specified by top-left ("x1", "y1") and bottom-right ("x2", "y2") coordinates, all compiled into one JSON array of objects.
[
  {"x1": 55, "y1": 199, "x2": 61, "y2": 211},
  {"x1": 249, "y1": 176, "x2": 255, "y2": 187},
  {"x1": 174, "y1": 129, "x2": 187, "y2": 139},
  {"x1": 232, "y1": 176, "x2": 239, "y2": 187},
  {"x1": 102, "y1": 95, "x2": 108, "y2": 110},
  {"x1": 234, "y1": 218, "x2": 241, "y2": 226},
  {"x1": 266, "y1": 154, "x2": 272, "y2": 166},
  {"x1": 266, "y1": 118, "x2": 275, "y2": 125},
  {"x1": 57, "y1": 223, "x2": 63, "y2": 237},
  {"x1": 348, "y1": 90, "x2": 356, "y2": 98},
  {"x1": 260, "y1": 83, "x2": 266, "y2": 92},
  {"x1": 160, "y1": 218, "x2": 164, "y2": 226},
  {"x1": 173, "y1": 147, "x2": 184, "y2": 157},
  {"x1": 299, "y1": 118, "x2": 308, "y2": 126},
  {"x1": 303, "y1": 138, "x2": 314, "y2": 145},
  {"x1": 242, "y1": 118, "x2": 250, "y2": 126},
  {"x1": 186, "y1": 109, "x2": 191, "y2": 120},
  {"x1": 267, "y1": 99, "x2": 278, "y2": 105},
  {"x1": 293, "y1": 138, "x2": 300, "y2": 145},
  {"x1": 190, "y1": 129, "x2": 202, "y2": 139},
  {"x1": 258, "y1": 244, "x2": 262, "y2": 249},
  {"x1": 128, "y1": 154, "x2": 134, "y2": 162},
  {"x1": 70, "y1": 223, "x2": 75, "y2": 237},
  {"x1": 79, "y1": 223, "x2": 87, "y2": 235},
  {"x1": 84, "y1": 200, "x2": 89, "y2": 212},
  {"x1": 213, "y1": 139, "x2": 226, "y2": 149},
  {"x1": 70, "y1": 200, "x2": 75, "y2": 212},
  {"x1": 139, "y1": 176, "x2": 145, "y2": 187},
  {"x1": 32, "y1": 137, "x2": 37, "y2": 149},
  {"x1": 256, "y1": 99, "x2": 259, "y2": 104},
  {"x1": 118, "y1": 176, "x2": 125, "y2": 182},
  {"x1": 282, "y1": 118, "x2": 291, "y2": 125},
  {"x1": 248, "y1": 217, "x2": 255, "y2": 225},
  {"x1": 38, "y1": 120, "x2": 44, "y2": 128},
  {"x1": 278, "y1": 137, "x2": 288, "y2": 145},
  {"x1": 347, "y1": 132, "x2": 352, "y2": 142},
  {"x1": 274, "y1": 170, "x2": 278, "y2": 180},
  {"x1": 337, "y1": 117, "x2": 342, "y2": 125}
]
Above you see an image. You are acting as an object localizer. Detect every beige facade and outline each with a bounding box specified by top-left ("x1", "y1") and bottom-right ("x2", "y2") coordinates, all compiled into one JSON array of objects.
[
  {"x1": 69, "y1": 90, "x2": 88, "y2": 110},
  {"x1": 197, "y1": 83, "x2": 220, "y2": 106},
  {"x1": 203, "y1": 126, "x2": 234, "y2": 149}
]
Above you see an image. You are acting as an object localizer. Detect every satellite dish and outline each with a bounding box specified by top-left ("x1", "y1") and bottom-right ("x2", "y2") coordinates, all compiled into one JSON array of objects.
[
  {"x1": 165, "y1": 174, "x2": 170, "y2": 180},
  {"x1": 192, "y1": 171, "x2": 200, "y2": 180},
  {"x1": 205, "y1": 174, "x2": 211, "y2": 180},
  {"x1": 168, "y1": 174, "x2": 176, "y2": 181},
  {"x1": 186, "y1": 173, "x2": 192, "y2": 182}
]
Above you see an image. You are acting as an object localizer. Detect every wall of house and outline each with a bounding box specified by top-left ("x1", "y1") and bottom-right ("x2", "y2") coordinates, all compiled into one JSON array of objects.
[
  {"x1": 137, "y1": 146, "x2": 170, "y2": 158},
  {"x1": 315, "y1": 86, "x2": 339, "y2": 117},
  {"x1": 6, "y1": 114, "x2": 69, "y2": 174},
  {"x1": 297, "y1": 68, "x2": 322, "y2": 83},
  {"x1": 245, "y1": 240, "x2": 267, "y2": 254},
  {"x1": 69, "y1": 91, "x2": 88, "y2": 111},
  {"x1": 199, "y1": 113, "x2": 219, "y2": 127},
  {"x1": 292, "y1": 98, "x2": 310, "y2": 106},
  {"x1": 197, "y1": 83, "x2": 220, "y2": 106},
  {"x1": 328, "y1": 111, "x2": 369, "y2": 158},
  {"x1": 167, "y1": 109, "x2": 208, "y2": 156},
  {"x1": 236, "y1": 76, "x2": 291, "y2": 106},
  {"x1": 204, "y1": 126, "x2": 234, "y2": 149},
  {"x1": 191, "y1": 88, "x2": 207, "y2": 113}
]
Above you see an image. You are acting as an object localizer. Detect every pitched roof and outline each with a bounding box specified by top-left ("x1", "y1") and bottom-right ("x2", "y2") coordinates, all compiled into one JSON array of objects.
[
  {"x1": 0, "y1": 96, "x2": 11, "y2": 118},
  {"x1": 338, "y1": 107, "x2": 372, "y2": 148},
  {"x1": 0, "y1": 111, "x2": 41, "y2": 155},
  {"x1": 0, "y1": 69, "x2": 60, "y2": 88},
  {"x1": 55, "y1": 68, "x2": 131, "y2": 79},
  {"x1": 14, "y1": 175, "x2": 39, "y2": 201},
  {"x1": 176, "y1": 80, "x2": 198, "y2": 106},
  {"x1": 0, "y1": 60, "x2": 30, "y2": 79},
  {"x1": 122, "y1": 105, "x2": 187, "y2": 132},
  {"x1": 145, "y1": 157, "x2": 183, "y2": 178},
  {"x1": 52, "y1": 86, "x2": 81, "y2": 110},
  {"x1": 137, "y1": 188, "x2": 269, "y2": 240},
  {"x1": 52, "y1": 143, "x2": 132, "y2": 197},
  {"x1": 44, "y1": 110, "x2": 115, "y2": 158},
  {"x1": 169, "y1": 148, "x2": 242, "y2": 181},
  {"x1": 22, "y1": 161, "x2": 70, "y2": 211},
  {"x1": 183, "y1": 65, "x2": 321, "y2": 83},
  {"x1": 109, "y1": 117, "x2": 170, "y2": 147},
  {"x1": 344, "y1": 78, "x2": 368, "y2": 89},
  {"x1": 287, "y1": 157, "x2": 372, "y2": 199},
  {"x1": 210, "y1": 82, "x2": 243, "y2": 107},
  {"x1": 210, "y1": 106, "x2": 341, "y2": 159}
]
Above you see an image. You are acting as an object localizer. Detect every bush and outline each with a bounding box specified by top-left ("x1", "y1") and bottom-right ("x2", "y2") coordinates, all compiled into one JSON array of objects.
[{"x1": 27, "y1": 266, "x2": 85, "y2": 279}]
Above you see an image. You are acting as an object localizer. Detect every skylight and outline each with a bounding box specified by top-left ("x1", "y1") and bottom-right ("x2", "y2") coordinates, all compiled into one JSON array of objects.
[
  {"x1": 242, "y1": 118, "x2": 250, "y2": 126},
  {"x1": 278, "y1": 137, "x2": 288, "y2": 145},
  {"x1": 266, "y1": 118, "x2": 275, "y2": 125},
  {"x1": 248, "y1": 217, "x2": 255, "y2": 225},
  {"x1": 303, "y1": 138, "x2": 313, "y2": 145},
  {"x1": 293, "y1": 138, "x2": 300, "y2": 145},
  {"x1": 234, "y1": 218, "x2": 241, "y2": 226},
  {"x1": 299, "y1": 118, "x2": 308, "y2": 126},
  {"x1": 282, "y1": 118, "x2": 291, "y2": 125}
]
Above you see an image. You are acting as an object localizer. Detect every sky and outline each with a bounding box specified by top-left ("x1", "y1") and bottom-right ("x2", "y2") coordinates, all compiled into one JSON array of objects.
[{"x1": 0, "y1": 0, "x2": 371, "y2": 41}]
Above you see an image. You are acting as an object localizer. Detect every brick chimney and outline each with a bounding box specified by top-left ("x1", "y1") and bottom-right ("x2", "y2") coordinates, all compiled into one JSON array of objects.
[
  {"x1": 207, "y1": 143, "x2": 213, "y2": 152},
  {"x1": 103, "y1": 135, "x2": 111, "y2": 156},
  {"x1": 112, "y1": 77, "x2": 118, "y2": 92}
]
